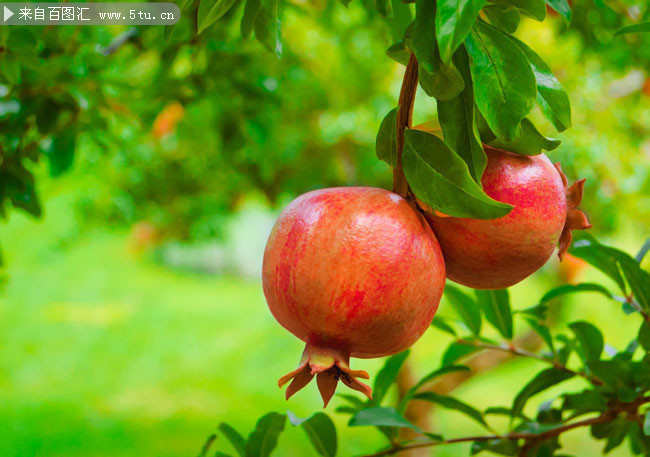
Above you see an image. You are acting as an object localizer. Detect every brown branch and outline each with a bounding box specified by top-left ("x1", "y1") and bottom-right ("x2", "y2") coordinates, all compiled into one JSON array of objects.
[{"x1": 393, "y1": 54, "x2": 418, "y2": 198}]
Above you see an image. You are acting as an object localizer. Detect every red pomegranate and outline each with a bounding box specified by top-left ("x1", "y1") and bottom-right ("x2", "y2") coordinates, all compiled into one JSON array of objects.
[
  {"x1": 425, "y1": 146, "x2": 590, "y2": 290},
  {"x1": 263, "y1": 187, "x2": 445, "y2": 406}
]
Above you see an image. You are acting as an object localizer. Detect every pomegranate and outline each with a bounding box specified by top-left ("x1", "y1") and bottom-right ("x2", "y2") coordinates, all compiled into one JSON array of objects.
[
  {"x1": 263, "y1": 187, "x2": 445, "y2": 406},
  {"x1": 425, "y1": 146, "x2": 590, "y2": 290}
]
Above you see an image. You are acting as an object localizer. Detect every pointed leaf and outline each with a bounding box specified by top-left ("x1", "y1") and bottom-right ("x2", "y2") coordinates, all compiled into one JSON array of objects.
[
  {"x1": 445, "y1": 284, "x2": 482, "y2": 336},
  {"x1": 241, "y1": 0, "x2": 262, "y2": 39},
  {"x1": 512, "y1": 368, "x2": 574, "y2": 417},
  {"x1": 545, "y1": 0, "x2": 571, "y2": 21},
  {"x1": 615, "y1": 22, "x2": 650, "y2": 36},
  {"x1": 493, "y1": 0, "x2": 546, "y2": 21},
  {"x1": 431, "y1": 315, "x2": 458, "y2": 336},
  {"x1": 197, "y1": 0, "x2": 238, "y2": 34},
  {"x1": 639, "y1": 322, "x2": 650, "y2": 352},
  {"x1": 418, "y1": 62, "x2": 465, "y2": 101},
  {"x1": 437, "y1": 45, "x2": 486, "y2": 182},
  {"x1": 465, "y1": 20, "x2": 536, "y2": 141},
  {"x1": 481, "y1": 118, "x2": 560, "y2": 155},
  {"x1": 436, "y1": 0, "x2": 486, "y2": 63},
  {"x1": 48, "y1": 130, "x2": 76, "y2": 177},
  {"x1": 287, "y1": 412, "x2": 337, "y2": 457},
  {"x1": 386, "y1": 41, "x2": 410, "y2": 66},
  {"x1": 402, "y1": 129, "x2": 512, "y2": 219},
  {"x1": 374, "y1": 0, "x2": 393, "y2": 17},
  {"x1": 399, "y1": 365, "x2": 470, "y2": 410},
  {"x1": 636, "y1": 239, "x2": 650, "y2": 263},
  {"x1": 540, "y1": 283, "x2": 613, "y2": 304},
  {"x1": 475, "y1": 289, "x2": 513, "y2": 339},
  {"x1": 412, "y1": 0, "x2": 436, "y2": 73},
  {"x1": 442, "y1": 341, "x2": 479, "y2": 365},
  {"x1": 569, "y1": 321, "x2": 604, "y2": 362},
  {"x1": 570, "y1": 238, "x2": 627, "y2": 293},
  {"x1": 376, "y1": 107, "x2": 399, "y2": 167},
  {"x1": 525, "y1": 318, "x2": 554, "y2": 353},
  {"x1": 414, "y1": 392, "x2": 487, "y2": 426},
  {"x1": 219, "y1": 423, "x2": 246, "y2": 457},
  {"x1": 349, "y1": 407, "x2": 421, "y2": 431},
  {"x1": 509, "y1": 36, "x2": 571, "y2": 132},
  {"x1": 245, "y1": 413, "x2": 286, "y2": 457},
  {"x1": 253, "y1": 0, "x2": 281, "y2": 56},
  {"x1": 372, "y1": 350, "x2": 410, "y2": 406}
]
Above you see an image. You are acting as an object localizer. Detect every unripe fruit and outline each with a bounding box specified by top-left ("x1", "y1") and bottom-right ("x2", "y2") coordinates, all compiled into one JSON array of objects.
[
  {"x1": 425, "y1": 146, "x2": 590, "y2": 290},
  {"x1": 263, "y1": 187, "x2": 445, "y2": 406}
]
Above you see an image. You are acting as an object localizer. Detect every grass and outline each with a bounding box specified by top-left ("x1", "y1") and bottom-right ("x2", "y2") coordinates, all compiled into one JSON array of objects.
[{"x1": 0, "y1": 180, "x2": 643, "y2": 456}]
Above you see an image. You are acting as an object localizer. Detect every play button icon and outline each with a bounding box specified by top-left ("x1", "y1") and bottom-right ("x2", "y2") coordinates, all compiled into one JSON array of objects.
[{"x1": 4, "y1": 5, "x2": 14, "y2": 22}]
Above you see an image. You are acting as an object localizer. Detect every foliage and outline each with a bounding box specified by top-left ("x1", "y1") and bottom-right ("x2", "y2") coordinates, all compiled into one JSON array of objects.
[{"x1": 207, "y1": 237, "x2": 650, "y2": 456}]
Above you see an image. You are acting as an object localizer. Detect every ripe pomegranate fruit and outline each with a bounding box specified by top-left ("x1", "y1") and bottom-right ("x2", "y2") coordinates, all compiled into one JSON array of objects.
[
  {"x1": 263, "y1": 187, "x2": 445, "y2": 406},
  {"x1": 425, "y1": 146, "x2": 590, "y2": 290}
]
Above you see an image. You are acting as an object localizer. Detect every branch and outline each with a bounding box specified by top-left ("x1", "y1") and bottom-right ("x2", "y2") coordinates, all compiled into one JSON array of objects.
[
  {"x1": 393, "y1": 54, "x2": 418, "y2": 198},
  {"x1": 456, "y1": 339, "x2": 604, "y2": 386}
]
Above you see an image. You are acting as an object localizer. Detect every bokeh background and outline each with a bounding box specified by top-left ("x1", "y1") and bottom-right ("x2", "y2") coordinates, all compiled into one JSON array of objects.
[{"x1": 1, "y1": 0, "x2": 650, "y2": 455}]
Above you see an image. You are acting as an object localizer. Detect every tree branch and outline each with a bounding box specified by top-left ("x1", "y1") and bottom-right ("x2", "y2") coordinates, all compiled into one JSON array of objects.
[{"x1": 393, "y1": 54, "x2": 418, "y2": 198}]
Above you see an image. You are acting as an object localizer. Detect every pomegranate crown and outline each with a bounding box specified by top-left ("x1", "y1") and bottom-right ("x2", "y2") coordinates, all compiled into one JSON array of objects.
[{"x1": 555, "y1": 162, "x2": 592, "y2": 260}]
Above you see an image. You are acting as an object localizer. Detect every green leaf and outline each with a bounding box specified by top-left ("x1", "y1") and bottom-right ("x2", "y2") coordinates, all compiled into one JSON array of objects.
[
  {"x1": 482, "y1": 4, "x2": 519, "y2": 33},
  {"x1": 492, "y1": 0, "x2": 545, "y2": 21},
  {"x1": 253, "y1": 0, "x2": 282, "y2": 57},
  {"x1": 287, "y1": 412, "x2": 337, "y2": 457},
  {"x1": 245, "y1": 413, "x2": 286, "y2": 457},
  {"x1": 372, "y1": 350, "x2": 410, "y2": 406},
  {"x1": 402, "y1": 129, "x2": 512, "y2": 219},
  {"x1": 445, "y1": 284, "x2": 482, "y2": 336},
  {"x1": 540, "y1": 283, "x2": 613, "y2": 304},
  {"x1": 465, "y1": 20, "x2": 536, "y2": 141},
  {"x1": 219, "y1": 423, "x2": 246, "y2": 457},
  {"x1": 374, "y1": 0, "x2": 393, "y2": 17},
  {"x1": 442, "y1": 341, "x2": 479, "y2": 365},
  {"x1": 5, "y1": 172, "x2": 41, "y2": 218},
  {"x1": 471, "y1": 439, "x2": 518, "y2": 455},
  {"x1": 437, "y1": 45, "x2": 486, "y2": 182},
  {"x1": 165, "y1": 0, "x2": 193, "y2": 41},
  {"x1": 198, "y1": 433, "x2": 218, "y2": 457},
  {"x1": 376, "y1": 107, "x2": 399, "y2": 167},
  {"x1": 615, "y1": 22, "x2": 650, "y2": 36},
  {"x1": 412, "y1": 0, "x2": 436, "y2": 73},
  {"x1": 569, "y1": 321, "x2": 604, "y2": 362},
  {"x1": 414, "y1": 392, "x2": 487, "y2": 426},
  {"x1": 436, "y1": 0, "x2": 486, "y2": 63},
  {"x1": 475, "y1": 289, "x2": 513, "y2": 339},
  {"x1": 386, "y1": 41, "x2": 410, "y2": 66},
  {"x1": 349, "y1": 407, "x2": 421, "y2": 431},
  {"x1": 509, "y1": 36, "x2": 571, "y2": 132},
  {"x1": 48, "y1": 130, "x2": 76, "y2": 177},
  {"x1": 418, "y1": 62, "x2": 465, "y2": 101},
  {"x1": 399, "y1": 365, "x2": 470, "y2": 410},
  {"x1": 512, "y1": 368, "x2": 574, "y2": 417},
  {"x1": 638, "y1": 322, "x2": 650, "y2": 352},
  {"x1": 241, "y1": 0, "x2": 262, "y2": 39},
  {"x1": 636, "y1": 238, "x2": 650, "y2": 263},
  {"x1": 644, "y1": 412, "x2": 650, "y2": 436},
  {"x1": 431, "y1": 315, "x2": 458, "y2": 335},
  {"x1": 481, "y1": 118, "x2": 560, "y2": 155},
  {"x1": 571, "y1": 239, "x2": 650, "y2": 310},
  {"x1": 569, "y1": 238, "x2": 627, "y2": 293},
  {"x1": 197, "y1": 0, "x2": 238, "y2": 34},
  {"x1": 562, "y1": 390, "x2": 607, "y2": 418},
  {"x1": 544, "y1": 0, "x2": 571, "y2": 21},
  {"x1": 1, "y1": 54, "x2": 21, "y2": 85}
]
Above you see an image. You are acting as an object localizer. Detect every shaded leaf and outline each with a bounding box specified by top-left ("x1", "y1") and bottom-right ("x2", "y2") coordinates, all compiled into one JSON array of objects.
[
  {"x1": 512, "y1": 368, "x2": 574, "y2": 417},
  {"x1": 545, "y1": 0, "x2": 571, "y2": 21},
  {"x1": 509, "y1": 36, "x2": 571, "y2": 132},
  {"x1": 483, "y1": 4, "x2": 519, "y2": 33},
  {"x1": 376, "y1": 107, "x2": 399, "y2": 167},
  {"x1": 569, "y1": 321, "x2": 604, "y2": 362},
  {"x1": 644, "y1": 412, "x2": 650, "y2": 436},
  {"x1": 639, "y1": 322, "x2": 650, "y2": 352},
  {"x1": 412, "y1": 0, "x2": 436, "y2": 73},
  {"x1": 197, "y1": 0, "x2": 238, "y2": 34},
  {"x1": 431, "y1": 315, "x2": 458, "y2": 336},
  {"x1": 615, "y1": 22, "x2": 650, "y2": 36},
  {"x1": 349, "y1": 407, "x2": 421, "y2": 432},
  {"x1": 372, "y1": 350, "x2": 410, "y2": 406},
  {"x1": 386, "y1": 41, "x2": 410, "y2": 66},
  {"x1": 493, "y1": 0, "x2": 545, "y2": 21},
  {"x1": 402, "y1": 129, "x2": 512, "y2": 219},
  {"x1": 219, "y1": 423, "x2": 246, "y2": 457},
  {"x1": 287, "y1": 412, "x2": 337, "y2": 457},
  {"x1": 437, "y1": 45, "x2": 487, "y2": 182},
  {"x1": 253, "y1": 0, "x2": 282, "y2": 56},
  {"x1": 475, "y1": 289, "x2": 513, "y2": 339},
  {"x1": 418, "y1": 62, "x2": 465, "y2": 101},
  {"x1": 569, "y1": 238, "x2": 627, "y2": 293},
  {"x1": 399, "y1": 365, "x2": 471, "y2": 410},
  {"x1": 636, "y1": 238, "x2": 650, "y2": 263},
  {"x1": 526, "y1": 318, "x2": 554, "y2": 353},
  {"x1": 414, "y1": 392, "x2": 487, "y2": 426},
  {"x1": 445, "y1": 284, "x2": 482, "y2": 336},
  {"x1": 245, "y1": 413, "x2": 286, "y2": 457},
  {"x1": 436, "y1": 0, "x2": 486, "y2": 63},
  {"x1": 48, "y1": 130, "x2": 76, "y2": 177},
  {"x1": 374, "y1": 0, "x2": 393, "y2": 17},
  {"x1": 471, "y1": 439, "x2": 518, "y2": 455},
  {"x1": 241, "y1": 0, "x2": 262, "y2": 39},
  {"x1": 442, "y1": 341, "x2": 479, "y2": 365},
  {"x1": 480, "y1": 117, "x2": 560, "y2": 155}
]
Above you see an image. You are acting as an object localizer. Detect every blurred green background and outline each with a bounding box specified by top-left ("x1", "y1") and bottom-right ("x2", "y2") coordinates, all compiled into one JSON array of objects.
[{"x1": 1, "y1": 0, "x2": 650, "y2": 455}]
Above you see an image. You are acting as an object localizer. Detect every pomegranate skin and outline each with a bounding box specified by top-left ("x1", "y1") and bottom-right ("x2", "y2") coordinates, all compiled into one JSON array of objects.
[
  {"x1": 263, "y1": 187, "x2": 445, "y2": 405},
  {"x1": 426, "y1": 147, "x2": 589, "y2": 290}
]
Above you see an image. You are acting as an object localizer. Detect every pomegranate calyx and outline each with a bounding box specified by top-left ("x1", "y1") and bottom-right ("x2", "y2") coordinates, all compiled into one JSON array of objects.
[
  {"x1": 278, "y1": 342, "x2": 372, "y2": 407},
  {"x1": 554, "y1": 163, "x2": 592, "y2": 260}
]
